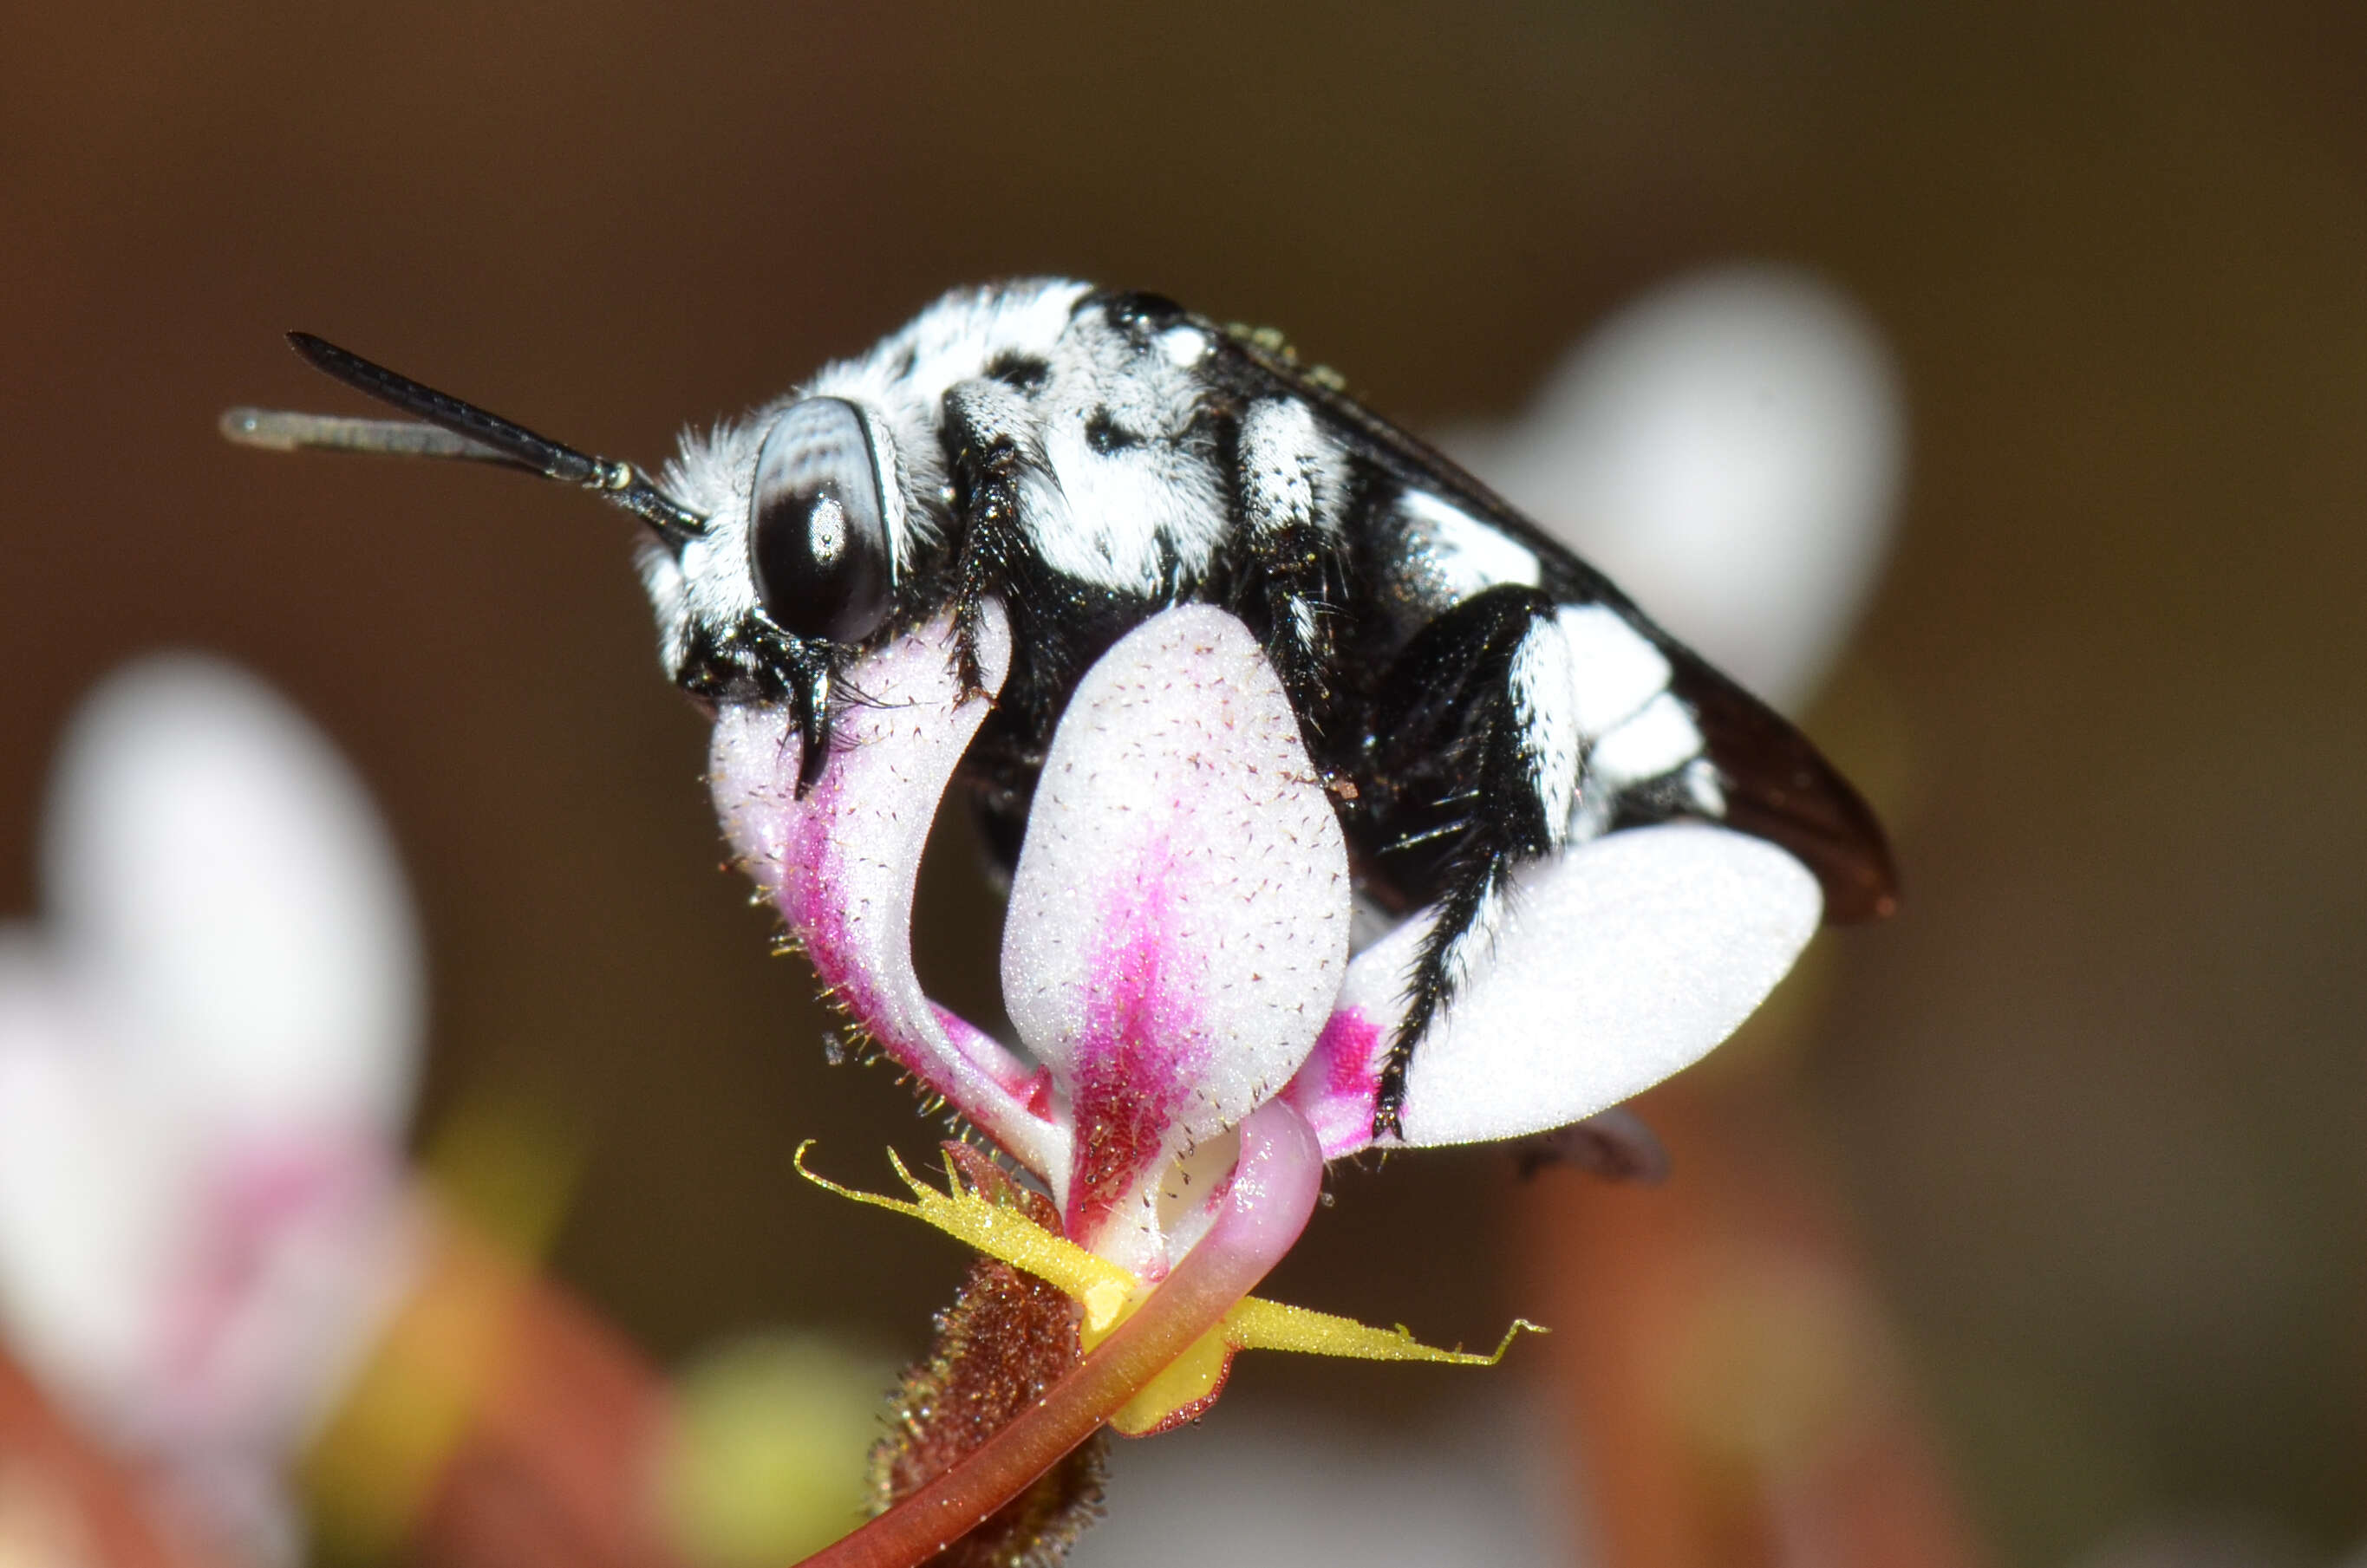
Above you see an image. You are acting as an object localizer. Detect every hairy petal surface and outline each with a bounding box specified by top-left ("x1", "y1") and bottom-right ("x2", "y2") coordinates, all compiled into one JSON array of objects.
[
  {"x1": 709, "y1": 603, "x2": 1065, "y2": 1179},
  {"x1": 1288, "y1": 823, "x2": 1820, "y2": 1151},
  {"x1": 1001, "y1": 608, "x2": 1349, "y2": 1272}
]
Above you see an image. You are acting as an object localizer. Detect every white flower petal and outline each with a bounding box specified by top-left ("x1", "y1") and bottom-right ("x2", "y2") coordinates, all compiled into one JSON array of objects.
[
  {"x1": 40, "y1": 655, "x2": 421, "y2": 1137},
  {"x1": 1294, "y1": 824, "x2": 1820, "y2": 1151},
  {"x1": 0, "y1": 949, "x2": 416, "y2": 1498},
  {"x1": 707, "y1": 604, "x2": 1066, "y2": 1179},
  {"x1": 1000, "y1": 607, "x2": 1349, "y2": 1265},
  {"x1": 0, "y1": 933, "x2": 188, "y2": 1412}
]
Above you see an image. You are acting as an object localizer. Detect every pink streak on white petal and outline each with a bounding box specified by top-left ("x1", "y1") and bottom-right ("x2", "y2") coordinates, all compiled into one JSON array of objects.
[
  {"x1": 157, "y1": 1135, "x2": 380, "y2": 1396},
  {"x1": 707, "y1": 605, "x2": 1066, "y2": 1181},
  {"x1": 1281, "y1": 1006, "x2": 1389, "y2": 1161},
  {"x1": 1061, "y1": 842, "x2": 1201, "y2": 1261},
  {"x1": 998, "y1": 608, "x2": 1350, "y2": 1267},
  {"x1": 150, "y1": 1129, "x2": 411, "y2": 1454},
  {"x1": 1281, "y1": 902, "x2": 1440, "y2": 1160}
]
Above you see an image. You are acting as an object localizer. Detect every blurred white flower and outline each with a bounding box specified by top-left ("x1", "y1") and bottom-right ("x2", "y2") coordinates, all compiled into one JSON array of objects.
[{"x1": 0, "y1": 656, "x2": 426, "y2": 1564}]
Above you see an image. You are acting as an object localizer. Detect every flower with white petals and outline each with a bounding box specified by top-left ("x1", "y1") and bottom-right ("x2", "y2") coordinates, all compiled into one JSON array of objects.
[
  {"x1": 717, "y1": 599, "x2": 1816, "y2": 1428},
  {"x1": 0, "y1": 657, "x2": 424, "y2": 1565}
]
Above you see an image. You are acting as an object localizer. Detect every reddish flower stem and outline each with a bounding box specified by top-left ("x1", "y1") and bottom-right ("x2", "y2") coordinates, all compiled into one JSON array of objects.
[
  {"x1": 793, "y1": 1097, "x2": 1324, "y2": 1568},
  {"x1": 0, "y1": 1345, "x2": 228, "y2": 1568}
]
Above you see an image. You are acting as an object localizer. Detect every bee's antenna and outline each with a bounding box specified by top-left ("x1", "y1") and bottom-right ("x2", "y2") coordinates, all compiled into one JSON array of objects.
[
  {"x1": 220, "y1": 333, "x2": 707, "y2": 546},
  {"x1": 218, "y1": 407, "x2": 525, "y2": 466}
]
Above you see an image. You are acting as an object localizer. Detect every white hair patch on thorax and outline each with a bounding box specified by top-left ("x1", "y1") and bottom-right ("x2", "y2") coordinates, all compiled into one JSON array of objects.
[
  {"x1": 1017, "y1": 302, "x2": 1230, "y2": 593},
  {"x1": 1399, "y1": 490, "x2": 1541, "y2": 602},
  {"x1": 1509, "y1": 618, "x2": 1580, "y2": 847},
  {"x1": 1555, "y1": 603, "x2": 1673, "y2": 735},
  {"x1": 1021, "y1": 435, "x2": 1227, "y2": 593},
  {"x1": 816, "y1": 278, "x2": 1092, "y2": 410},
  {"x1": 1588, "y1": 691, "x2": 1705, "y2": 786},
  {"x1": 1238, "y1": 397, "x2": 1343, "y2": 536}
]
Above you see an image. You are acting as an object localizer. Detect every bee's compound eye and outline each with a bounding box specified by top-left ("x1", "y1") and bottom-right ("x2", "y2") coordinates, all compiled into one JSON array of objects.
[{"x1": 747, "y1": 397, "x2": 893, "y2": 643}]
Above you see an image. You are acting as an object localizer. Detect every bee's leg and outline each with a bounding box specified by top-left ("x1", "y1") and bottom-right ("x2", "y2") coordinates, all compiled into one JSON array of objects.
[
  {"x1": 1231, "y1": 397, "x2": 1357, "y2": 748},
  {"x1": 940, "y1": 376, "x2": 1086, "y2": 876},
  {"x1": 939, "y1": 378, "x2": 1040, "y2": 698},
  {"x1": 1358, "y1": 585, "x2": 1579, "y2": 1138}
]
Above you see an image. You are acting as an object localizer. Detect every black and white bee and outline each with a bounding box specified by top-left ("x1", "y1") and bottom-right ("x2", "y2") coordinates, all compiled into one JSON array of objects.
[{"x1": 224, "y1": 278, "x2": 1896, "y2": 1139}]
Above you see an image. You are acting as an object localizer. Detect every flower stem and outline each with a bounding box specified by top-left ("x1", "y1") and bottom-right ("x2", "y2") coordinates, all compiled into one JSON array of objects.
[
  {"x1": 0, "y1": 1346, "x2": 225, "y2": 1568},
  {"x1": 793, "y1": 1098, "x2": 1324, "y2": 1568}
]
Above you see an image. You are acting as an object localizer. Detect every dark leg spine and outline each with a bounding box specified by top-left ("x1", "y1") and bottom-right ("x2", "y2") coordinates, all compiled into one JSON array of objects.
[{"x1": 1354, "y1": 585, "x2": 1568, "y2": 1137}]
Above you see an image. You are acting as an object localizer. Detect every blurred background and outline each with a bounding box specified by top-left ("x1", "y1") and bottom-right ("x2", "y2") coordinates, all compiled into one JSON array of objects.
[{"x1": 3, "y1": 3, "x2": 2363, "y2": 1565}]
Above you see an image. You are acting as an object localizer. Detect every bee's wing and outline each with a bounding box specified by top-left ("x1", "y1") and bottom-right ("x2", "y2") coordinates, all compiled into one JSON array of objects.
[
  {"x1": 1217, "y1": 328, "x2": 1899, "y2": 923},
  {"x1": 1661, "y1": 642, "x2": 1898, "y2": 921}
]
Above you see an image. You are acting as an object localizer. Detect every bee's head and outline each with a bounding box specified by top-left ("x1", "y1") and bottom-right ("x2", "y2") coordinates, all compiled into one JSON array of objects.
[
  {"x1": 221, "y1": 335, "x2": 923, "y2": 792},
  {"x1": 642, "y1": 391, "x2": 918, "y2": 729}
]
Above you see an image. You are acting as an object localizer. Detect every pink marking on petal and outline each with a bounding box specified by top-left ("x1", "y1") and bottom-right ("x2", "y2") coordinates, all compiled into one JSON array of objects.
[
  {"x1": 709, "y1": 607, "x2": 1068, "y2": 1181},
  {"x1": 155, "y1": 1129, "x2": 394, "y2": 1432},
  {"x1": 932, "y1": 1005, "x2": 1055, "y2": 1118},
  {"x1": 1064, "y1": 842, "x2": 1203, "y2": 1253},
  {"x1": 773, "y1": 783, "x2": 875, "y2": 1016},
  {"x1": 772, "y1": 763, "x2": 1061, "y2": 1150},
  {"x1": 1281, "y1": 1006, "x2": 1390, "y2": 1160},
  {"x1": 999, "y1": 608, "x2": 1353, "y2": 1261},
  {"x1": 1319, "y1": 1012, "x2": 1386, "y2": 1099}
]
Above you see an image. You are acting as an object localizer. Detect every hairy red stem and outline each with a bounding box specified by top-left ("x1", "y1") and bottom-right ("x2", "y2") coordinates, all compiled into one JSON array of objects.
[{"x1": 792, "y1": 1097, "x2": 1324, "y2": 1568}]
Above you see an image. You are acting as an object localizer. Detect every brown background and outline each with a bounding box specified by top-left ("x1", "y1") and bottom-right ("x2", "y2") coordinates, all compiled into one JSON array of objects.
[{"x1": 3, "y1": 4, "x2": 2363, "y2": 1563}]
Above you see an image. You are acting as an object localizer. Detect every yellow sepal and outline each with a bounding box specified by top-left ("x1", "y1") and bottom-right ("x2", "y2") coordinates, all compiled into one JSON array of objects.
[{"x1": 794, "y1": 1144, "x2": 1542, "y2": 1436}]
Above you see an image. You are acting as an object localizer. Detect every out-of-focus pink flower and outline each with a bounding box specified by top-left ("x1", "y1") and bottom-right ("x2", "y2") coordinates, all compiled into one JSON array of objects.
[{"x1": 0, "y1": 657, "x2": 425, "y2": 1564}]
